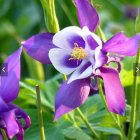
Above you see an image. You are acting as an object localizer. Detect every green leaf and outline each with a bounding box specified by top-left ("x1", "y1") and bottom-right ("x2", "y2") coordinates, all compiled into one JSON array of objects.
[
  {"x1": 63, "y1": 126, "x2": 92, "y2": 140},
  {"x1": 24, "y1": 109, "x2": 72, "y2": 140},
  {"x1": 40, "y1": 0, "x2": 59, "y2": 32},
  {"x1": 78, "y1": 95, "x2": 123, "y2": 135}
]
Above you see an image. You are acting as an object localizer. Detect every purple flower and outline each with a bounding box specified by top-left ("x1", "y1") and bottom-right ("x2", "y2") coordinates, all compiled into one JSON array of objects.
[
  {"x1": 22, "y1": 0, "x2": 140, "y2": 120},
  {"x1": 0, "y1": 48, "x2": 30, "y2": 139}
]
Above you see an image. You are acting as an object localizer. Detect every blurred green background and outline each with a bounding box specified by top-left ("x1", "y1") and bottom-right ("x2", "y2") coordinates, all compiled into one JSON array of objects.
[{"x1": 0, "y1": 0, "x2": 140, "y2": 140}]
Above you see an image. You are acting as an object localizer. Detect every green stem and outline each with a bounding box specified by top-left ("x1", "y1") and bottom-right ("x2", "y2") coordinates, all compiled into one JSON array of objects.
[
  {"x1": 40, "y1": 0, "x2": 59, "y2": 32},
  {"x1": 76, "y1": 108, "x2": 100, "y2": 140},
  {"x1": 128, "y1": 47, "x2": 140, "y2": 140},
  {"x1": 36, "y1": 85, "x2": 46, "y2": 140},
  {"x1": 96, "y1": 26, "x2": 106, "y2": 42},
  {"x1": 0, "y1": 129, "x2": 8, "y2": 140}
]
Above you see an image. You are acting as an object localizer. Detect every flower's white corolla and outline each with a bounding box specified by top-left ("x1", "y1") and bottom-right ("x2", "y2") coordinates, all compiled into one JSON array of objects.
[{"x1": 49, "y1": 26, "x2": 107, "y2": 83}]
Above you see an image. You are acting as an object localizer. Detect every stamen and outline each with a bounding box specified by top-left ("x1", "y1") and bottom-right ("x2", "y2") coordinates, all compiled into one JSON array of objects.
[{"x1": 69, "y1": 43, "x2": 87, "y2": 60}]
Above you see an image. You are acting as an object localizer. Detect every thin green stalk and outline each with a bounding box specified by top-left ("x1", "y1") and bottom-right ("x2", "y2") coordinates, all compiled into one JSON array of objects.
[
  {"x1": 96, "y1": 26, "x2": 106, "y2": 42},
  {"x1": 128, "y1": 47, "x2": 140, "y2": 140},
  {"x1": 40, "y1": 0, "x2": 59, "y2": 32},
  {"x1": 0, "y1": 129, "x2": 8, "y2": 140},
  {"x1": 36, "y1": 85, "x2": 46, "y2": 140},
  {"x1": 76, "y1": 108, "x2": 100, "y2": 140}
]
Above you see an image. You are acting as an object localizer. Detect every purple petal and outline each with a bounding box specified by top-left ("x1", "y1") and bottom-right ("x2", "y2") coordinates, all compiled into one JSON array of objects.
[
  {"x1": 74, "y1": 0, "x2": 99, "y2": 31},
  {"x1": 53, "y1": 26, "x2": 85, "y2": 50},
  {"x1": 16, "y1": 121, "x2": 24, "y2": 140},
  {"x1": 15, "y1": 108, "x2": 31, "y2": 129},
  {"x1": 102, "y1": 32, "x2": 140, "y2": 56},
  {"x1": 68, "y1": 60, "x2": 92, "y2": 83},
  {"x1": 1, "y1": 109, "x2": 19, "y2": 139},
  {"x1": 0, "y1": 97, "x2": 8, "y2": 113},
  {"x1": 8, "y1": 104, "x2": 31, "y2": 129},
  {"x1": 94, "y1": 47, "x2": 108, "y2": 71},
  {"x1": 82, "y1": 27, "x2": 102, "y2": 50},
  {"x1": 99, "y1": 67, "x2": 126, "y2": 115},
  {"x1": 49, "y1": 48, "x2": 82, "y2": 75},
  {"x1": 0, "y1": 47, "x2": 22, "y2": 102},
  {"x1": 54, "y1": 78, "x2": 90, "y2": 120},
  {"x1": 87, "y1": 35, "x2": 99, "y2": 50},
  {"x1": 22, "y1": 33, "x2": 56, "y2": 64}
]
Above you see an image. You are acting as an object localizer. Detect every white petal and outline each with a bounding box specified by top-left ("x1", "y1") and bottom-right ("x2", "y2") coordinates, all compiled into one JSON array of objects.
[{"x1": 49, "y1": 48, "x2": 81, "y2": 75}]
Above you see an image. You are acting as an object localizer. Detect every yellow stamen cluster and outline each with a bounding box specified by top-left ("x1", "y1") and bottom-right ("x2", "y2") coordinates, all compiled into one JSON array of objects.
[{"x1": 69, "y1": 43, "x2": 87, "y2": 60}]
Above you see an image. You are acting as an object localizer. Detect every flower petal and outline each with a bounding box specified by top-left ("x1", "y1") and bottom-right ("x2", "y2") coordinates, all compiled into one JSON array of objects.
[
  {"x1": 99, "y1": 67, "x2": 126, "y2": 115},
  {"x1": 82, "y1": 26, "x2": 102, "y2": 50},
  {"x1": 54, "y1": 79, "x2": 90, "y2": 120},
  {"x1": 15, "y1": 121, "x2": 24, "y2": 140},
  {"x1": 22, "y1": 33, "x2": 56, "y2": 64},
  {"x1": 53, "y1": 26, "x2": 85, "y2": 50},
  {"x1": 102, "y1": 32, "x2": 140, "y2": 56},
  {"x1": 49, "y1": 48, "x2": 82, "y2": 75},
  {"x1": 68, "y1": 60, "x2": 92, "y2": 83},
  {"x1": 0, "y1": 47, "x2": 22, "y2": 102},
  {"x1": 15, "y1": 106, "x2": 31, "y2": 129},
  {"x1": 94, "y1": 47, "x2": 108, "y2": 71},
  {"x1": 1, "y1": 109, "x2": 19, "y2": 139},
  {"x1": 0, "y1": 97, "x2": 8, "y2": 113},
  {"x1": 74, "y1": 0, "x2": 99, "y2": 31}
]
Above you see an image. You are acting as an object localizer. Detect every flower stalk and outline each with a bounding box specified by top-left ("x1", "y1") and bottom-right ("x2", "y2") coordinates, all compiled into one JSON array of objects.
[
  {"x1": 127, "y1": 47, "x2": 140, "y2": 140},
  {"x1": 76, "y1": 108, "x2": 101, "y2": 140},
  {"x1": 96, "y1": 26, "x2": 106, "y2": 42},
  {"x1": 36, "y1": 85, "x2": 46, "y2": 140},
  {"x1": 0, "y1": 129, "x2": 8, "y2": 140},
  {"x1": 40, "y1": 0, "x2": 59, "y2": 32},
  {"x1": 127, "y1": 10, "x2": 140, "y2": 140}
]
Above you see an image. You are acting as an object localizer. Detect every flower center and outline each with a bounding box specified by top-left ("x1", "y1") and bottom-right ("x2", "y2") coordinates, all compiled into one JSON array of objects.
[{"x1": 69, "y1": 43, "x2": 87, "y2": 60}]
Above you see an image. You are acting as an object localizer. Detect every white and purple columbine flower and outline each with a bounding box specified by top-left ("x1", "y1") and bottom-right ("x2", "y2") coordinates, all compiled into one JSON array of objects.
[
  {"x1": 0, "y1": 48, "x2": 30, "y2": 139},
  {"x1": 22, "y1": 0, "x2": 140, "y2": 120}
]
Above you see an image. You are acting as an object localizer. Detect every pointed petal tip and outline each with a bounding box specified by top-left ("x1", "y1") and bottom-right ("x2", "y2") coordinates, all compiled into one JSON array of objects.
[
  {"x1": 99, "y1": 67, "x2": 126, "y2": 117},
  {"x1": 74, "y1": 0, "x2": 99, "y2": 32},
  {"x1": 109, "y1": 107, "x2": 126, "y2": 116},
  {"x1": 54, "y1": 79, "x2": 90, "y2": 119},
  {"x1": 22, "y1": 33, "x2": 55, "y2": 64},
  {"x1": 102, "y1": 32, "x2": 140, "y2": 56}
]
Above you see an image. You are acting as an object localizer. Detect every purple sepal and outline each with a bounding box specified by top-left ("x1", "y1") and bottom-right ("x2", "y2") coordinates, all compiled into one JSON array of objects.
[
  {"x1": 22, "y1": 33, "x2": 56, "y2": 64},
  {"x1": 54, "y1": 78, "x2": 90, "y2": 120},
  {"x1": 99, "y1": 67, "x2": 126, "y2": 115},
  {"x1": 0, "y1": 47, "x2": 22, "y2": 102},
  {"x1": 74, "y1": 0, "x2": 99, "y2": 31},
  {"x1": 102, "y1": 32, "x2": 140, "y2": 56}
]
